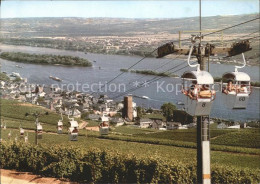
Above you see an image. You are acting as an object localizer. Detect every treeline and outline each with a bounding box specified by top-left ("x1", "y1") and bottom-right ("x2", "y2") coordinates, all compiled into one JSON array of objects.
[
  {"x1": 0, "y1": 52, "x2": 92, "y2": 67},
  {"x1": 1, "y1": 142, "x2": 259, "y2": 183},
  {"x1": 120, "y1": 69, "x2": 178, "y2": 77}
]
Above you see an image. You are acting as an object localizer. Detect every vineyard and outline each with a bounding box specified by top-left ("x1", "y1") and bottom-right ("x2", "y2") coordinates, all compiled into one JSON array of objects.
[
  {"x1": 1, "y1": 99, "x2": 260, "y2": 182},
  {"x1": 0, "y1": 141, "x2": 259, "y2": 183}
]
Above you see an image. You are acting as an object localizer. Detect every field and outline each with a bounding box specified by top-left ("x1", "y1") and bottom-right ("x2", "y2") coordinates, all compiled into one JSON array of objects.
[{"x1": 1, "y1": 99, "x2": 260, "y2": 182}]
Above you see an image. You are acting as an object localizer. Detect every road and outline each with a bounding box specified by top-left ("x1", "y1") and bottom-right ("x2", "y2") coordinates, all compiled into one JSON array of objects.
[{"x1": 0, "y1": 169, "x2": 72, "y2": 184}]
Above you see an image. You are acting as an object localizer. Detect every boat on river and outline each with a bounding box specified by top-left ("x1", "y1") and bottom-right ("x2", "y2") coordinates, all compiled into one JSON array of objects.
[
  {"x1": 15, "y1": 65, "x2": 23, "y2": 68},
  {"x1": 49, "y1": 75, "x2": 62, "y2": 82},
  {"x1": 177, "y1": 101, "x2": 184, "y2": 105},
  {"x1": 11, "y1": 72, "x2": 21, "y2": 78}
]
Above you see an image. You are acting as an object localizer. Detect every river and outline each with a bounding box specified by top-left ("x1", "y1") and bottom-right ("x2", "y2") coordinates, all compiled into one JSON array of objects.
[{"x1": 0, "y1": 44, "x2": 259, "y2": 121}]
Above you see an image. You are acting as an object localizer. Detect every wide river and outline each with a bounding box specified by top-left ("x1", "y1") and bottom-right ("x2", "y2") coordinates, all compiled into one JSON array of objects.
[{"x1": 0, "y1": 44, "x2": 259, "y2": 121}]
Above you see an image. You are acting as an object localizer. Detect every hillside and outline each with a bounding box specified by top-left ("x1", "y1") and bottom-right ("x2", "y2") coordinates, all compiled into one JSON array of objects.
[
  {"x1": 0, "y1": 14, "x2": 259, "y2": 63},
  {"x1": 0, "y1": 14, "x2": 258, "y2": 37}
]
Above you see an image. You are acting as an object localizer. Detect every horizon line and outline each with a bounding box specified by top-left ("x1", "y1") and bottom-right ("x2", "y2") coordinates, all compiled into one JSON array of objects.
[{"x1": 1, "y1": 12, "x2": 258, "y2": 19}]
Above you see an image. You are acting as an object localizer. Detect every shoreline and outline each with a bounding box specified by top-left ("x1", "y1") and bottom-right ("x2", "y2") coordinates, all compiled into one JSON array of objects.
[{"x1": 1, "y1": 43, "x2": 259, "y2": 66}]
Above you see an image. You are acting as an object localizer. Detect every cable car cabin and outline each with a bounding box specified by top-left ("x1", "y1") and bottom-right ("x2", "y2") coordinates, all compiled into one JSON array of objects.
[
  {"x1": 222, "y1": 71, "x2": 251, "y2": 109},
  {"x1": 68, "y1": 119, "x2": 78, "y2": 141},
  {"x1": 181, "y1": 70, "x2": 216, "y2": 116},
  {"x1": 57, "y1": 120, "x2": 63, "y2": 134},
  {"x1": 24, "y1": 134, "x2": 28, "y2": 143},
  {"x1": 37, "y1": 124, "x2": 43, "y2": 139},
  {"x1": 20, "y1": 128, "x2": 24, "y2": 137},
  {"x1": 99, "y1": 116, "x2": 109, "y2": 135}
]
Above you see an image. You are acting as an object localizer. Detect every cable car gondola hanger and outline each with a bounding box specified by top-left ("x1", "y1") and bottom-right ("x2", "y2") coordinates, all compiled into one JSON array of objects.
[{"x1": 181, "y1": 36, "x2": 216, "y2": 116}]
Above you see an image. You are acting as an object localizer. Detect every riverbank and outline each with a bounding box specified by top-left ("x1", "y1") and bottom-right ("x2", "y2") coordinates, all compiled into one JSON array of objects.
[{"x1": 0, "y1": 52, "x2": 92, "y2": 67}]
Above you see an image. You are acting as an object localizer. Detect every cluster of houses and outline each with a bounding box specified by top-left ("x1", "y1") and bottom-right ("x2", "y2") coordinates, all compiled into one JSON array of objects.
[
  {"x1": 83, "y1": 36, "x2": 160, "y2": 54},
  {"x1": 1, "y1": 73, "x2": 193, "y2": 130},
  {"x1": 217, "y1": 122, "x2": 250, "y2": 129},
  {"x1": 0, "y1": 73, "x2": 123, "y2": 120},
  {"x1": 139, "y1": 118, "x2": 201, "y2": 130}
]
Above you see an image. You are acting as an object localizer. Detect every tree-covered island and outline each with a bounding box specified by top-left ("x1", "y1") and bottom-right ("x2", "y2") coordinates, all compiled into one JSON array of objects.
[{"x1": 0, "y1": 52, "x2": 92, "y2": 67}]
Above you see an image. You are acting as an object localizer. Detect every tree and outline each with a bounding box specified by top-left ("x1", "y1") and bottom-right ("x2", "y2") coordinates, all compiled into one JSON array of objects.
[
  {"x1": 147, "y1": 108, "x2": 153, "y2": 113},
  {"x1": 161, "y1": 103, "x2": 176, "y2": 121},
  {"x1": 136, "y1": 106, "x2": 144, "y2": 121}
]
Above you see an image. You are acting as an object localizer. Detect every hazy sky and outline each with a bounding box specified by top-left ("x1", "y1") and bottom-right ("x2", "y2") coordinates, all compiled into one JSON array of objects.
[{"x1": 1, "y1": 1, "x2": 259, "y2": 19}]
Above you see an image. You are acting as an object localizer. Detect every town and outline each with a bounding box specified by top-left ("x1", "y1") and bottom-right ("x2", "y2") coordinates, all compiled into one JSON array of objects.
[{"x1": 1, "y1": 71, "x2": 255, "y2": 133}]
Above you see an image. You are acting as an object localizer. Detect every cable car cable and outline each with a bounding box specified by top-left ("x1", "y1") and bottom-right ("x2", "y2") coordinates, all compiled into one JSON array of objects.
[
  {"x1": 90, "y1": 47, "x2": 159, "y2": 95},
  {"x1": 203, "y1": 17, "x2": 259, "y2": 37},
  {"x1": 245, "y1": 35, "x2": 260, "y2": 41},
  {"x1": 91, "y1": 17, "x2": 259, "y2": 96},
  {"x1": 214, "y1": 35, "x2": 260, "y2": 47},
  {"x1": 127, "y1": 54, "x2": 183, "y2": 85},
  {"x1": 239, "y1": 31, "x2": 259, "y2": 39},
  {"x1": 213, "y1": 30, "x2": 259, "y2": 46},
  {"x1": 111, "y1": 62, "x2": 196, "y2": 99},
  {"x1": 111, "y1": 64, "x2": 189, "y2": 100}
]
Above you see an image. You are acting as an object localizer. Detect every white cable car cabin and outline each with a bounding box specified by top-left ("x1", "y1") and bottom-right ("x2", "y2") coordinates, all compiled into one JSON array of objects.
[
  {"x1": 20, "y1": 128, "x2": 25, "y2": 137},
  {"x1": 181, "y1": 42, "x2": 216, "y2": 116},
  {"x1": 99, "y1": 116, "x2": 109, "y2": 135},
  {"x1": 57, "y1": 120, "x2": 63, "y2": 134},
  {"x1": 68, "y1": 118, "x2": 79, "y2": 141},
  {"x1": 37, "y1": 124, "x2": 43, "y2": 139},
  {"x1": 182, "y1": 70, "x2": 216, "y2": 116},
  {"x1": 222, "y1": 54, "x2": 251, "y2": 109},
  {"x1": 24, "y1": 133, "x2": 29, "y2": 143}
]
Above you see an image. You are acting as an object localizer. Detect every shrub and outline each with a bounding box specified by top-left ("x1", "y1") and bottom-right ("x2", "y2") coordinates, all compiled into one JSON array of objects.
[{"x1": 1, "y1": 142, "x2": 259, "y2": 183}]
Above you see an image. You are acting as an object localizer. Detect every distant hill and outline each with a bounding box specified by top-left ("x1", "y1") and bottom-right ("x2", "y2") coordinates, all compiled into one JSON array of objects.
[
  {"x1": 0, "y1": 14, "x2": 259, "y2": 37},
  {"x1": 0, "y1": 14, "x2": 259, "y2": 65}
]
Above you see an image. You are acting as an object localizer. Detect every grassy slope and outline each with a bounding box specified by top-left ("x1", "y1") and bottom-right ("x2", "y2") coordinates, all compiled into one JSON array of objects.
[{"x1": 1, "y1": 99, "x2": 260, "y2": 170}]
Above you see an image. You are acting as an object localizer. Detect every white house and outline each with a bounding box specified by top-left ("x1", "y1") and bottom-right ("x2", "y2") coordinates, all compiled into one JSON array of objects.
[
  {"x1": 101, "y1": 115, "x2": 109, "y2": 122},
  {"x1": 110, "y1": 117, "x2": 124, "y2": 127},
  {"x1": 132, "y1": 102, "x2": 137, "y2": 118},
  {"x1": 166, "y1": 122, "x2": 182, "y2": 130},
  {"x1": 38, "y1": 92, "x2": 46, "y2": 97},
  {"x1": 217, "y1": 123, "x2": 228, "y2": 129},
  {"x1": 0, "y1": 81, "x2": 5, "y2": 88},
  {"x1": 73, "y1": 109, "x2": 82, "y2": 118},
  {"x1": 139, "y1": 119, "x2": 153, "y2": 128},
  {"x1": 65, "y1": 109, "x2": 82, "y2": 118},
  {"x1": 227, "y1": 125, "x2": 240, "y2": 129}
]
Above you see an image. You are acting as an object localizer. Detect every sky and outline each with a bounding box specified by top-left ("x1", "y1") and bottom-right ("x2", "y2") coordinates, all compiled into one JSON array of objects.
[{"x1": 1, "y1": 0, "x2": 259, "y2": 19}]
